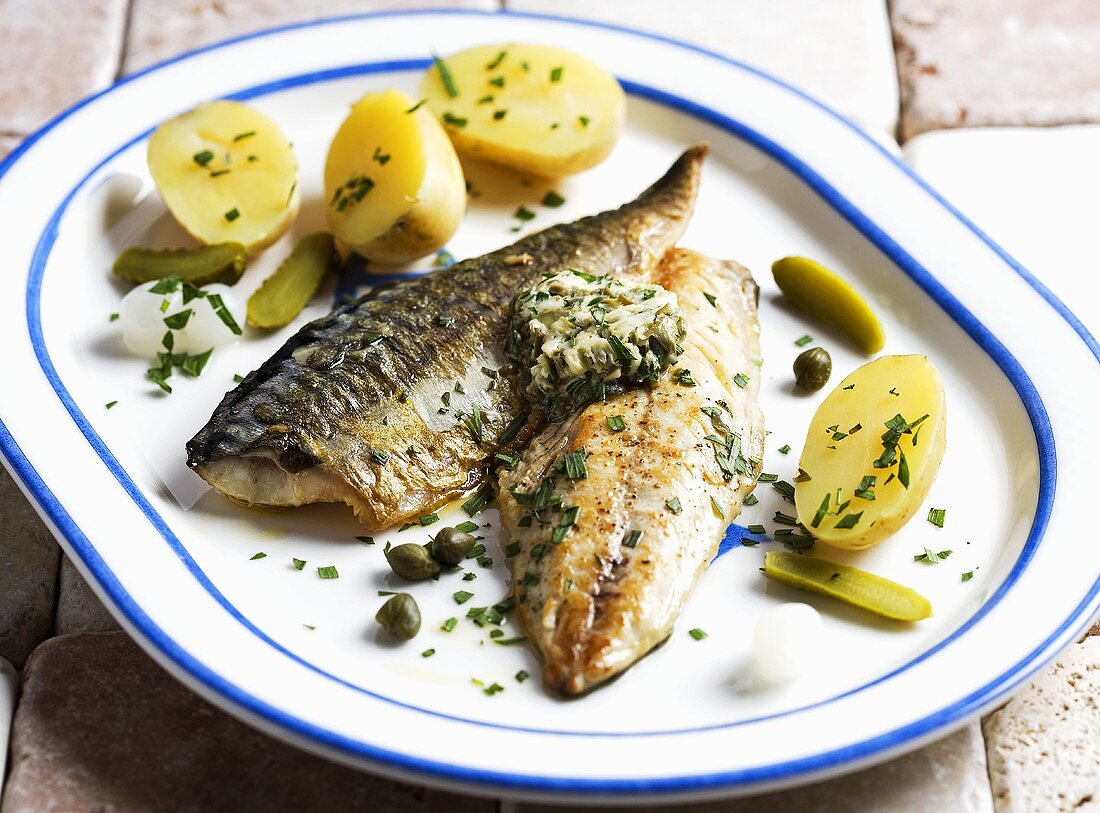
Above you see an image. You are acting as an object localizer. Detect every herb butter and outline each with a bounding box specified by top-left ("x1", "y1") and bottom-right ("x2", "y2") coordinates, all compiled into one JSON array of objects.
[{"x1": 506, "y1": 269, "x2": 686, "y2": 419}]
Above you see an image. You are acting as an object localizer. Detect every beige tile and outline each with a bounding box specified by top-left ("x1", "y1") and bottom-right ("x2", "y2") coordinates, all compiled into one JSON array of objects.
[
  {"x1": 893, "y1": 0, "x2": 1100, "y2": 140},
  {"x1": 0, "y1": 0, "x2": 127, "y2": 134},
  {"x1": 2, "y1": 632, "x2": 495, "y2": 813},
  {"x1": 54, "y1": 555, "x2": 120, "y2": 635},
  {"x1": 506, "y1": 0, "x2": 899, "y2": 136},
  {"x1": 0, "y1": 466, "x2": 59, "y2": 668},
  {"x1": 123, "y1": 0, "x2": 499, "y2": 73},
  {"x1": 517, "y1": 723, "x2": 993, "y2": 813},
  {"x1": 983, "y1": 637, "x2": 1100, "y2": 813}
]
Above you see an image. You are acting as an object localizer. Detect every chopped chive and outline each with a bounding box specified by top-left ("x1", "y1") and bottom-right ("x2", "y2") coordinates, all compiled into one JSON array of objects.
[
  {"x1": 898, "y1": 450, "x2": 911, "y2": 488},
  {"x1": 623, "y1": 530, "x2": 642, "y2": 549},
  {"x1": 209, "y1": 168, "x2": 230, "y2": 178},
  {"x1": 778, "y1": 444, "x2": 791, "y2": 454},
  {"x1": 747, "y1": 524, "x2": 766, "y2": 535},
  {"x1": 250, "y1": 552, "x2": 266, "y2": 560},
  {"x1": 461, "y1": 481, "x2": 495, "y2": 516},
  {"x1": 316, "y1": 565, "x2": 339, "y2": 579},
  {"x1": 233, "y1": 130, "x2": 256, "y2": 142},
  {"x1": 486, "y1": 49, "x2": 507, "y2": 70},
  {"x1": 961, "y1": 571, "x2": 974, "y2": 582},
  {"x1": 355, "y1": 536, "x2": 375, "y2": 545},
  {"x1": 419, "y1": 512, "x2": 440, "y2": 526},
  {"x1": 224, "y1": 208, "x2": 240, "y2": 222},
  {"x1": 541, "y1": 190, "x2": 565, "y2": 207},
  {"x1": 795, "y1": 335, "x2": 813, "y2": 347},
  {"x1": 811, "y1": 494, "x2": 830, "y2": 528},
  {"x1": 513, "y1": 205, "x2": 536, "y2": 222},
  {"x1": 743, "y1": 493, "x2": 759, "y2": 506},
  {"x1": 453, "y1": 590, "x2": 474, "y2": 605},
  {"x1": 758, "y1": 473, "x2": 778, "y2": 483},
  {"x1": 607, "y1": 416, "x2": 626, "y2": 432},
  {"x1": 578, "y1": 115, "x2": 590, "y2": 127},
  {"x1": 492, "y1": 109, "x2": 508, "y2": 121},
  {"x1": 927, "y1": 507, "x2": 946, "y2": 528},
  {"x1": 675, "y1": 369, "x2": 697, "y2": 387},
  {"x1": 105, "y1": 400, "x2": 118, "y2": 410},
  {"x1": 405, "y1": 98, "x2": 428, "y2": 113},
  {"x1": 665, "y1": 496, "x2": 683, "y2": 515},
  {"x1": 688, "y1": 628, "x2": 708, "y2": 641},
  {"x1": 292, "y1": 558, "x2": 306, "y2": 570},
  {"x1": 711, "y1": 496, "x2": 726, "y2": 519},
  {"x1": 421, "y1": 648, "x2": 435, "y2": 658},
  {"x1": 441, "y1": 617, "x2": 458, "y2": 632},
  {"x1": 774, "y1": 511, "x2": 800, "y2": 526},
  {"x1": 495, "y1": 452, "x2": 520, "y2": 469},
  {"x1": 733, "y1": 373, "x2": 749, "y2": 388},
  {"x1": 433, "y1": 54, "x2": 460, "y2": 97},
  {"x1": 193, "y1": 150, "x2": 214, "y2": 167},
  {"x1": 442, "y1": 112, "x2": 468, "y2": 128},
  {"x1": 834, "y1": 511, "x2": 863, "y2": 530},
  {"x1": 163, "y1": 309, "x2": 192, "y2": 330},
  {"x1": 515, "y1": 669, "x2": 529, "y2": 683},
  {"x1": 704, "y1": 292, "x2": 718, "y2": 308},
  {"x1": 562, "y1": 449, "x2": 587, "y2": 479}
]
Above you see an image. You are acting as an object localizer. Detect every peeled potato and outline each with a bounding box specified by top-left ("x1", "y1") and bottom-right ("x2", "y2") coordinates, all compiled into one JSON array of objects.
[
  {"x1": 795, "y1": 355, "x2": 946, "y2": 550},
  {"x1": 324, "y1": 89, "x2": 465, "y2": 263},
  {"x1": 147, "y1": 101, "x2": 299, "y2": 253},
  {"x1": 420, "y1": 44, "x2": 625, "y2": 177}
]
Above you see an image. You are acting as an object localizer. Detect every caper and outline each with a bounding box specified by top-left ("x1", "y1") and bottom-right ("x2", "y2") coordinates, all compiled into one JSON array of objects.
[
  {"x1": 375, "y1": 593, "x2": 421, "y2": 640},
  {"x1": 385, "y1": 543, "x2": 440, "y2": 581},
  {"x1": 430, "y1": 527, "x2": 477, "y2": 565},
  {"x1": 793, "y1": 347, "x2": 832, "y2": 391}
]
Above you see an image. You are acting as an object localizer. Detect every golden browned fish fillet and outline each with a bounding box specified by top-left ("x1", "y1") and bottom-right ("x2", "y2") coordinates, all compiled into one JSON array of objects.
[
  {"x1": 187, "y1": 147, "x2": 707, "y2": 530},
  {"x1": 497, "y1": 248, "x2": 764, "y2": 695}
]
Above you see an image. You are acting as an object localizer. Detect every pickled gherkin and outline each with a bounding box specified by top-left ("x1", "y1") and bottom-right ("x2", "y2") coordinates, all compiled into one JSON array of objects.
[
  {"x1": 112, "y1": 243, "x2": 247, "y2": 286},
  {"x1": 771, "y1": 256, "x2": 885, "y2": 354},
  {"x1": 247, "y1": 232, "x2": 337, "y2": 329},
  {"x1": 763, "y1": 551, "x2": 931, "y2": 621}
]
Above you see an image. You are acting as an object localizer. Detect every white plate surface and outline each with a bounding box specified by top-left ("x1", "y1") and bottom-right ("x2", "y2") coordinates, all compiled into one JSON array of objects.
[{"x1": 0, "y1": 10, "x2": 1097, "y2": 804}]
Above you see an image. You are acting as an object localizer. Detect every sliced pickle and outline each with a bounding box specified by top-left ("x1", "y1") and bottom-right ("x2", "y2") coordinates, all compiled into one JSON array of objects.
[
  {"x1": 764, "y1": 551, "x2": 931, "y2": 621},
  {"x1": 112, "y1": 243, "x2": 247, "y2": 286},
  {"x1": 771, "y1": 256, "x2": 885, "y2": 354},
  {"x1": 246, "y1": 233, "x2": 336, "y2": 329}
]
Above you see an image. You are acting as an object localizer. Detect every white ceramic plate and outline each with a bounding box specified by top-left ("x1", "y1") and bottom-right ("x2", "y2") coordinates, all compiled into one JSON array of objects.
[{"x1": 0, "y1": 10, "x2": 1097, "y2": 805}]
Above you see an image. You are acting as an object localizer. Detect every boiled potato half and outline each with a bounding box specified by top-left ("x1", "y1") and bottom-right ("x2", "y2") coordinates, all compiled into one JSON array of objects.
[
  {"x1": 795, "y1": 355, "x2": 946, "y2": 550},
  {"x1": 147, "y1": 101, "x2": 299, "y2": 253},
  {"x1": 325, "y1": 89, "x2": 465, "y2": 263},
  {"x1": 420, "y1": 44, "x2": 625, "y2": 177}
]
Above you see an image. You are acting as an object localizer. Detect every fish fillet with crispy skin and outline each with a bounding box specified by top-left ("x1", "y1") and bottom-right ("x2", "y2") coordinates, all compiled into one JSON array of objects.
[
  {"x1": 187, "y1": 146, "x2": 708, "y2": 530},
  {"x1": 497, "y1": 248, "x2": 764, "y2": 695}
]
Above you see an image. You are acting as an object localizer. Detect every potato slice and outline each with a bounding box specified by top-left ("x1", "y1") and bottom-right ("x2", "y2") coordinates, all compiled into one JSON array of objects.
[
  {"x1": 324, "y1": 89, "x2": 465, "y2": 263},
  {"x1": 795, "y1": 355, "x2": 946, "y2": 550},
  {"x1": 420, "y1": 45, "x2": 625, "y2": 177},
  {"x1": 147, "y1": 101, "x2": 299, "y2": 253}
]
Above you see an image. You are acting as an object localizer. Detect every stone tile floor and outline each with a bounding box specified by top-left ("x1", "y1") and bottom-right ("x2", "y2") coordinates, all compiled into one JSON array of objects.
[{"x1": 0, "y1": 1, "x2": 1097, "y2": 810}]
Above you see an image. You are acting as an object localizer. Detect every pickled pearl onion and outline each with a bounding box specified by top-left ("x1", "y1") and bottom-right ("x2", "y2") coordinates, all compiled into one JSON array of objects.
[
  {"x1": 752, "y1": 602, "x2": 825, "y2": 685},
  {"x1": 119, "y1": 281, "x2": 244, "y2": 358}
]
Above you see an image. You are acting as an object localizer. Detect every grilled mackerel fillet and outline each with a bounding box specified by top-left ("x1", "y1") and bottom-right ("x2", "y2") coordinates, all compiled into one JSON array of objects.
[
  {"x1": 497, "y1": 248, "x2": 764, "y2": 695},
  {"x1": 187, "y1": 147, "x2": 707, "y2": 530}
]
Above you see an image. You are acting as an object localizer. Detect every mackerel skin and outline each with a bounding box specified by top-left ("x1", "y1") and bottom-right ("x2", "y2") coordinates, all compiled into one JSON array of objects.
[{"x1": 187, "y1": 146, "x2": 708, "y2": 530}]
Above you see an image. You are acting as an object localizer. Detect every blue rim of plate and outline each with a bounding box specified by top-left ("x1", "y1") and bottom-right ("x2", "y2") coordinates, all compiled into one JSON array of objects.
[{"x1": 0, "y1": 9, "x2": 1097, "y2": 796}]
